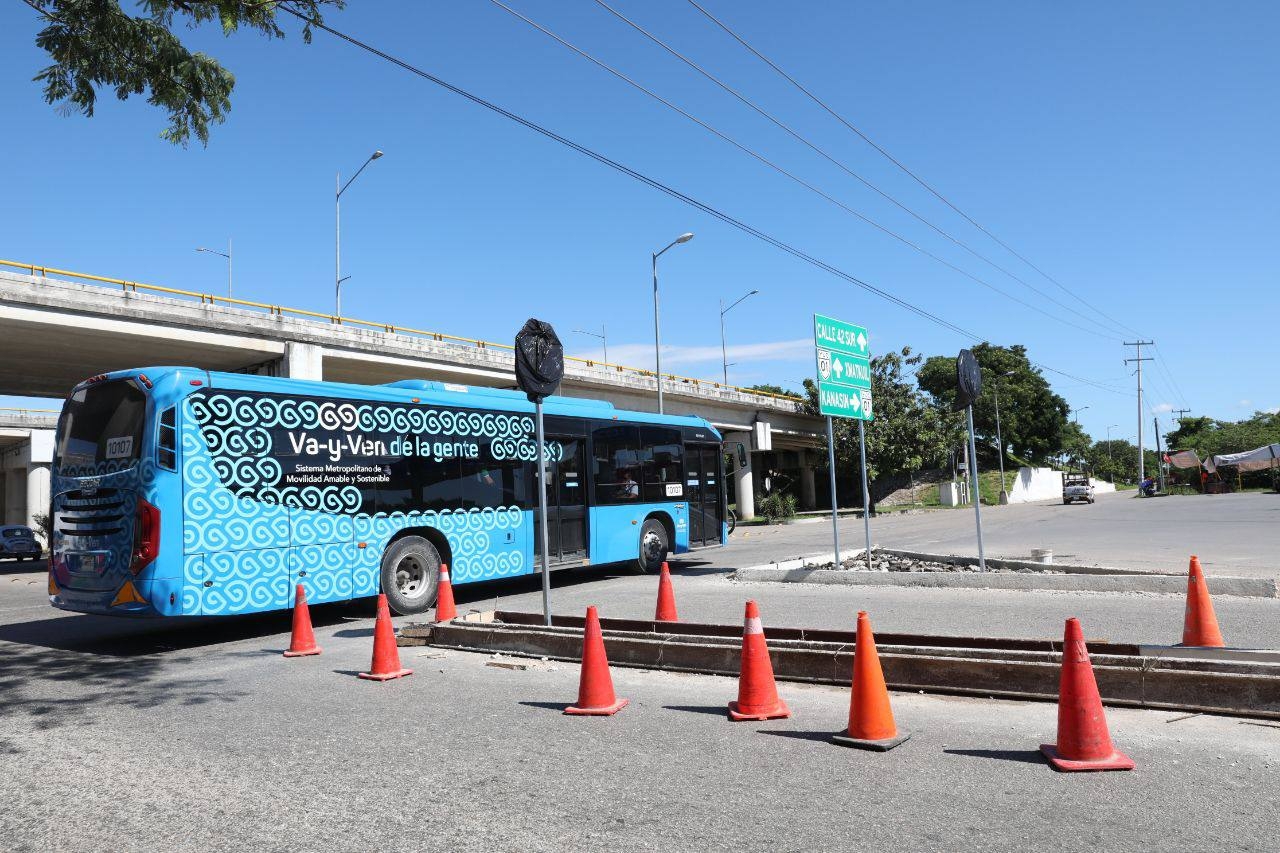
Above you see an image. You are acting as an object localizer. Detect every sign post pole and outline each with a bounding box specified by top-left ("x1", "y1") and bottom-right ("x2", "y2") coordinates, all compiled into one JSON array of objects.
[
  {"x1": 966, "y1": 404, "x2": 987, "y2": 573},
  {"x1": 826, "y1": 416, "x2": 840, "y2": 566},
  {"x1": 857, "y1": 419, "x2": 874, "y2": 571},
  {"x1": 534, "y1": 399, "x2": 553, "y2": 626},
  {"x1": 514, "y1": 318, "x2": 565, "y2": 628}
]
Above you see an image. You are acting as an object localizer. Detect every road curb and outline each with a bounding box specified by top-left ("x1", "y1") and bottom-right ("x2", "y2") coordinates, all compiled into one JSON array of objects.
[{"x1": 732, "y1": 549, "x2": 1278, "y2": 598}]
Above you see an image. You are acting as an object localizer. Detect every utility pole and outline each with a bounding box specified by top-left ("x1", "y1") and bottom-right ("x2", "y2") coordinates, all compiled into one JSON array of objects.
[
  {"x1": 1124, "y1": 341, "x2": 1155, "y2": 490},
  {"x1": 1173, "y1": 408, "x2": 1191, "y2": 423}
]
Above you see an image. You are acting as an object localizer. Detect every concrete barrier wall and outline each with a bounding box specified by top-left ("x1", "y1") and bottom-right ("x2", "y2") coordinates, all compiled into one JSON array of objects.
[{"x1": 1007, "y1": 467, "x2": 1117, "y2": 503}]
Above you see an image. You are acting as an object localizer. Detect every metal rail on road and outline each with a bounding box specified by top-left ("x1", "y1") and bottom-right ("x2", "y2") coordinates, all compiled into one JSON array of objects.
[
  {"x1": 401, "y1": 611, "x2": 1280, "y2": 721},
  {"x1": 0, "y1": 258, "x2": 803, "y2": 406}
]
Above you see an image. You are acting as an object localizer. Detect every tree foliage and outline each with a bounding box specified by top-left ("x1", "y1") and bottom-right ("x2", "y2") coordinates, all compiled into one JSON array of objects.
[
  {"x1": 22, "y1": 0, "x2": 342, "y2": 145},
  {"x1": 916, "y1": 343, "x2": 1070, "y2": 464},
  {"x1": 805, "y1": 347, "x2": 954, "y2": 482},
  {"x1": 1163, "y1": 412, "x2": 1280, "y2": 460}
]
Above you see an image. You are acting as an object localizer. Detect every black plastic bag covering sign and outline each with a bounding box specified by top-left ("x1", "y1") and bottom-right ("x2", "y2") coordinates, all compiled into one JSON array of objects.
[
  {"x1": 514, "y1": 319, "x2": 564, "y2": 403},
  {"x1": 954, "y1": 348, "x2": 982, "y2": 411}
]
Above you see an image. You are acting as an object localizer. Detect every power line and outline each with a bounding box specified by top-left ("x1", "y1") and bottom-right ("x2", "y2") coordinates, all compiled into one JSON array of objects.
[
  {"x1": 586, "y1": 0, "x2": 1124, "y2": 341},
  {"x1": 682, "y1": 0, "x2": 1145, "y2": 341},
  {"x1": 274, "y1": 3, "x2": 1131, "y2": 402},
  {"x1": 486, "y1": 0, "x2": 1118, "y2": 341},
  {"x1": 273, "y1": 4, "x2": 977, "y2": 340}
]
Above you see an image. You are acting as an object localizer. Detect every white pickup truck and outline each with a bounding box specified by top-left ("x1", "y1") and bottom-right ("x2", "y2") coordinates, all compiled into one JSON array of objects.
[{"x1": 1062, "y1": 473, "x2": 1095, "y2": 505}]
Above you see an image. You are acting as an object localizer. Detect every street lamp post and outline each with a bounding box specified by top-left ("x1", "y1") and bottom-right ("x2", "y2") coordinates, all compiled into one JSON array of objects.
[
  {"x1": 195, "y1": 239, "x2": 232, "y2": 297},
  {"x1": 993, "y1": 370, "x2": 1015, "y2": 505},
  {"x1": 719, "y1": 289, "x2": 759, "y2": 385},
  {"x1": 651, "y1": 232, "x2": 694, "y2": 413},
  {"x1": 573, "y1": 325, "x2": 608, "y2": 366},
  {"x1": 336, "y1": 150, "x2": 384, "y2": 319}
]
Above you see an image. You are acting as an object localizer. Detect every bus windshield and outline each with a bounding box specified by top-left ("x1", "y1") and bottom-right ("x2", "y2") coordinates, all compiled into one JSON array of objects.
[{"x1": 56, "y1": 380, "x2": 147, "y2": 473}]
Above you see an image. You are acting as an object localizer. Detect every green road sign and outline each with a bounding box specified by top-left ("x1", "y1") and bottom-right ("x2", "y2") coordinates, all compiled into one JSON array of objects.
[
  {"x1": 815, "y1": 348, "x2": 871, "y2": 389},
  {"x1": 814, "y1": 314, "x2": 870, "y2": 359},
  {"x1": 817, "y1": 382, "x2": 873, "y2": 420},
  {"x1": 813, "y1": 313, "x2": 873, "y2": 420}
]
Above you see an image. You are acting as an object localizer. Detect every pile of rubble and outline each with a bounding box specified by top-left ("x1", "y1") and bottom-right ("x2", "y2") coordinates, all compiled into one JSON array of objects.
[{"x1": 808, "y1": 550, "x2": 1062, "y2": 574}]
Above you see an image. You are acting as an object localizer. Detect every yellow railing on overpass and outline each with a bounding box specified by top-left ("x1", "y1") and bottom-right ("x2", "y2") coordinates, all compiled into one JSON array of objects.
[{"x1": 0, "y1": 258, "x2": 803, "y2": 406}]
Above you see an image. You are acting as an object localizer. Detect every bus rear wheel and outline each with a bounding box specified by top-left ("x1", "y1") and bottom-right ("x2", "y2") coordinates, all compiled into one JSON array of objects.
[
  {"x1": 380, "y1": 536, "x2": 441, "y2": 616},
  {"x1": 635, "y1": 518, "x2": 669, "y2": 574}
]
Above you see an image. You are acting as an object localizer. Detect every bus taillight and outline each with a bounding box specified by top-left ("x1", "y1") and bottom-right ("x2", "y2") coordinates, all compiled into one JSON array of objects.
[{"x1": 131, "y1": 499, "x2": 160, "y2": 575}]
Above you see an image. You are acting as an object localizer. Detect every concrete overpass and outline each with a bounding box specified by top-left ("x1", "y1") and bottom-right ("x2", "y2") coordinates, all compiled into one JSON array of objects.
[
  {"x1": 0, "y1": 408, "x2": 55, "y2": 536},
  {"x1": 0, "y1": 263, "x2": 827, "y2": 520}
]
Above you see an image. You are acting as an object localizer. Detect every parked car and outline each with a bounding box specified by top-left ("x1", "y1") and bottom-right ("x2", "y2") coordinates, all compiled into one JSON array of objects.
[
  {"x1": 0, "y1": 525, "x2": 44, "y2": 561},
  {"x1": 1062, "y1": 473, "x2": 1095, "y2": 505}
]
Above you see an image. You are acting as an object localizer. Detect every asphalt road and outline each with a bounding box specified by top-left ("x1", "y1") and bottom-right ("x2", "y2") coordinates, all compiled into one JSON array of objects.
[
  {"x1": 4, "y1": 493, "x2": 1279, "y2": 851},
  {"x1": 2, "y1": 598, "x2": 1278, "y2": 853},
  {"x1": 735, "y1": 490, "x2": 1280, "y2": 578}
]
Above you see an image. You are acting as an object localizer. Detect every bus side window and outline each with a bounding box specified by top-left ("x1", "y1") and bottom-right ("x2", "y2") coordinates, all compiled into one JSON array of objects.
[
  {"x1": 157, "y1": 406, "x2": 177, "y2": 471},
  {"x1": 592, "y1": 425, "x2": 641, "y2": 504},
  {"x1": 640, "y1": 426, "x2": 684, "y2": 502}
]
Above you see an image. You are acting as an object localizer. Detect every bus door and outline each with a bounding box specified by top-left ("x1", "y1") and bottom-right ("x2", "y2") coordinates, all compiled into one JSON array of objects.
[
  {"x1": 536, "y1": 436, "x2": 588, "y2": 564},
  {"x1": 685, "y1": 443, "x2": 724, "y2": 547}
]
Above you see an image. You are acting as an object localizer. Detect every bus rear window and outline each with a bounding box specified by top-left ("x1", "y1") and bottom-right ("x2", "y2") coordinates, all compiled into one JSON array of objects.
[{"x1": 57, "y1": 380, "x2": 148, "y2": 473}]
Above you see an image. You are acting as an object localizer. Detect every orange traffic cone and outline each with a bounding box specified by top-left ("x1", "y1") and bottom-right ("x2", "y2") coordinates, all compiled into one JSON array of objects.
[
  {"x1": 435, "y1": 563, "x2": 458, "y2": 622},
  {"x1": 1179, "y1": 556, "x2": 1225, "y2": 647},
  {"x1": 833, "y1": 611, "x2": 908, "y2": 750},
  {"x1": 728, "y1": 600, "x2": 791, "y2": 721},
  {"x1": 1040, "y1": 618, "x2": 1134, "y2": 772},
  {"x1": 283, "y1": 584, "x2": 322, "y2": 657},
  {"x1": 358, "y1": 593, "x2": 413, "y2": 681},
  {"x1": 565, "y1": 606, "x2": 628, "y2": 715},
  {"x1": 655, "y1": 562, "x2": 679, "y2": 622}
]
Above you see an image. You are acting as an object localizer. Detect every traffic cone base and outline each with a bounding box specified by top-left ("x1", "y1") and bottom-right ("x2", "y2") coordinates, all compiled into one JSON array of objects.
[
  {"x1": 728, "y1": 698, "x2": 791, "y2": 722},
  {"x1": 832, "y1": 730, "x2": 911, "y2": 751},
  {"x1": 358, "y1": 666, "x2": 413, "y2": 681},
  {"x1": 565, "y1": 697, "x2": 630, "y2": 716},
  {"x1": 282, "y1": 646, "x2": 322, "y2": 658},
  {"x1": 1039, "y1": 743, "x2": 1134, "y2": 773}
]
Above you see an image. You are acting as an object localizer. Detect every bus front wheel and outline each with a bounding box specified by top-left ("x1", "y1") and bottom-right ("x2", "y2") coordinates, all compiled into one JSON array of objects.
[
  {"x1": 635, "y1": 519, "x2": 669, "y2": 574},
  {"x1": 380, "y1": 536, "x2": 441, "y2": 616}
]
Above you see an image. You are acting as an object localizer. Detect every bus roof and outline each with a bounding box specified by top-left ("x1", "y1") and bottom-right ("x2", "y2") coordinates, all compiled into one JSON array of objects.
[{"x1": 101, "y1": 366, "x2": 721, "y2": 435}]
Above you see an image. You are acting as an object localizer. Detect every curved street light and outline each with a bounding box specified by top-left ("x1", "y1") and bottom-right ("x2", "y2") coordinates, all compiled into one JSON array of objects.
[
  {"x1": 719, "y1": 289, "x2": 759, "y2": 385},
  {"x1": 651, "y1": 232, "x2": 694, "y2": 413},
  {"x1": 336, "y1": 150, "x2": 384, "y2": 319}
]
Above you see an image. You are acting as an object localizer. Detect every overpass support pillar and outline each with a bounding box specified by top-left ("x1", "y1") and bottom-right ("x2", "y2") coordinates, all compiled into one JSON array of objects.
[
  {"x1": 283, "y1": 342, "x2": 324, "y2": 381},
  {"x1": 799, "y1": 459, "x2": 816, "y2": 510},
  {"x1": 725, "y1": 431, "x2": 755, "y2": 521},
  {"x1": 26, "y1": 463, "x2": 49, "y2": 532}
]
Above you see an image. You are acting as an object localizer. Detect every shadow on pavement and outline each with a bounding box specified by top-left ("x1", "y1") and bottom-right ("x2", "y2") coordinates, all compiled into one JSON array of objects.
[
  {"x1": 943, "y1": 748, "x2": 1045, "y2": 764},
  {"x1": 663, "y1": 704, "x2": 730, "y2": 717},
  {"x1": 756, "y1": 729, "x2": 836, "y2": 742},
  {"x1": 518, "y1": 700, "x2": 571, "y2": 712}
]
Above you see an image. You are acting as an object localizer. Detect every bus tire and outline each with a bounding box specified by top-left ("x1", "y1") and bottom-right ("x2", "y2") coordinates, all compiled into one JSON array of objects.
[
  {"x1": 380, "y1": 536, "x2": 441, "y2": 616},
  {"x1": 635, "y1": 518, "x2": 669, "y2": 574}
]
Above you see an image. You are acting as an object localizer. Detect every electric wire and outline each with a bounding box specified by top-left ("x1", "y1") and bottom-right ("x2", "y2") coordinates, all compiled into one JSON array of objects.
[
  {"x1": 589, "y1": 0, "x2": 1125, "y2": 342},
  {"x1": 486, "y1": 0, "x2": 1118, "y2": 341},
  {"x1": 682, "y1": 0, "x2": 1145, "y2": 341},
  {"x1": 274, "y1": 3, "x2": 1136, "y2": 405}
]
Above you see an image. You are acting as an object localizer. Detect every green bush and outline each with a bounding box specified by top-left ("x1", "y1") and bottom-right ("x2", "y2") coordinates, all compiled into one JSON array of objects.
[{"x1": 759, "y1": 492, "x2": 798, "y2": 523}]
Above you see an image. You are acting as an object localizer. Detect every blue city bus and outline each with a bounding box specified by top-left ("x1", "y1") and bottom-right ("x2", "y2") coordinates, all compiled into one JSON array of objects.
[{"x1": 48, "y1": 367, "x2": 726, "y2": 617}]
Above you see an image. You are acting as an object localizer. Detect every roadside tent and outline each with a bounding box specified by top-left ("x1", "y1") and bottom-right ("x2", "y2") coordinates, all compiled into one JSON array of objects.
[
  {"x1": 1205, "y1": 444, "x2": 1280, "y2": 474},
  {"x1": 1165, "y1": 450, "x2": 1202, "y2": 469}
]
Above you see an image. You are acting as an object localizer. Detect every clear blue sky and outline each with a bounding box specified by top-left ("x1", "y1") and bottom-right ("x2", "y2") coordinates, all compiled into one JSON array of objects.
[{"x1": 2, "y1": 1, "x2": 1276, "y2": 443}]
